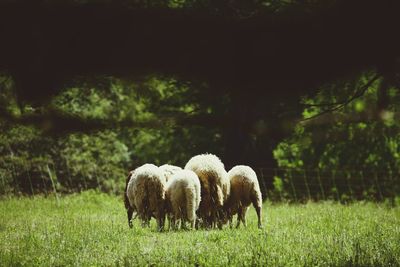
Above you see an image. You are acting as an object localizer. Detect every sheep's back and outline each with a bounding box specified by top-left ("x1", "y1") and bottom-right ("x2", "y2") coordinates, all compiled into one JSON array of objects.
[
  {"x1": 127, "y1": 164, "x2": 166, "y2": 212},
  {"x1": 166, "y1": 170, "x2": 201, "y2": 219},
  {"x1": 185, "y1": 153, "x2": 228, "y2": 207},
  {"x1": 159, "y1": 164, "x2": 182, "y2": 182},
  {"x1": 228, "y1": 165, "x2": 261, "y2": 206}
]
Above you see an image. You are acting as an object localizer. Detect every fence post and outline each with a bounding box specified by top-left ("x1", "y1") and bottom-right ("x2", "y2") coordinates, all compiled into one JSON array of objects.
[
  {"x1": 303, "y1": 169, "x2": 311, "y2": 200},
  {"x1": 259, "y1": 168, "x2": 268, "y2": 200},
  {"x1": 64, "y1": 157, "x2": 74, "y2": 193},
  {"x1": 288, "y1": 169, "x2": 298, "y2": 202},
  {"x1": 39, "y1": 166, "x2": 48, "y2": 196},
  {"x1": 317, "y1": 169, "x2": 325, "y2": 200},
  {"x1": 388, "y1": 169, "x2": 395, "y2": 204},
  {"x1": 359, "y1": 170, "x2": 367, "y2": 199},
  {"x1": 274, "y1": 168, "x2": 283, "y2": 201},
  {"x1": 8, "y1": 149, "x2": 20, "y2": 194},
  {"x1": 374, "y1": 170, "x2": 383, "y2": 201},
  {"x1": 331, "y1": 170, "x2": 340, "y2": 201},
  {"x1": 346, "y1": 170, "x2": 354, "y2": 201},
  {"x1": 25, "y1": 160, "x2": 34, "y2": 196},
  {"x1": 0, "y1": 172, "x2": 5, "y2": 193},
  {"x1": 46, "y1": 164, "x2": 60, "y2": 206}
]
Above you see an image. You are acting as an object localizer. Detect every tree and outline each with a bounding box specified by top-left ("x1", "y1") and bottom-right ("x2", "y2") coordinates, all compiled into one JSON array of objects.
[{"x1": 273, "y1": 73, "x2": 400, "y2": 200}]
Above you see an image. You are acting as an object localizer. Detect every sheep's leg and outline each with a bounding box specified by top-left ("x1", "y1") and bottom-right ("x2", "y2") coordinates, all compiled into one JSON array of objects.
[
  {"x1": 171, "y1": 217, "x2": 176, "y2": 230},
  {"x1": 229, "y1": 215, "x2": 233, "y2": 229},
  {"x1": 254, "y1": 205, "x2": 262, "y2": 229},
  {"x1": 167, "y1": 215, "x2": 172, "y2": 231},
  {"x1": 146, "y1": 212, "x2": 152, "y2": 227},
  {"x1": 156, "y1": 209, "x2": 165, "y2": 232},
  {"x1": 190, "y1": 218, "x2": 196, "y2": 229},
  {"x1": 127, "y1": 207, "x2": 134, "y2": 228},
  {"x1": 216, "y1": 210, "x2": 223, "y2": 230},
  {"x1": 156, "y1": 216, "x2": 161, "y2": 231},
  {"x1": 173, "y1": 210, "x2": 180, "y2": 230},
  {"x1": 182, "y1": 219, "x2": 188, "y2": 230},
  {"x1": 251, "y1": 195, "x2": 263, "y2": 229},
  {"x1": 236, "y1": 207, "x2": 243, "y2": 228},
  {"x1": 242, "y1": 207, "x2": 248, "y2": 227},
  {"x1": 209, "y1": 214, "x2": 215, "y2": 229},
  {"x1": 205, "y1": 214, "x2": 212, "y2": 229},
  {"x1": 140, "y1": 213, "x2": 148, "y2": 228},
  {"x1": 157, "y1": 216, "x2": 163, "y2": 232},
  {"x1": 214, "y1": 209, "x2": 221, "y2": 229},
  {"x1": 161, "y1": 210, "x2": 166, "y2": 231}
]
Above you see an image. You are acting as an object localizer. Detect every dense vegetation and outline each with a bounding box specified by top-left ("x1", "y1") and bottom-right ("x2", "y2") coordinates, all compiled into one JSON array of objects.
[
  {"x1": 1, "y1": 72, "x2": 400, "y2": 199},
  {"x1": 0, "y1": 192, "x2": 399, "y2": 266},
  {"x1": 0, "y1": 0, "x2": 399, "y2": 200},
  {"x1": 0, "y1": 76, "x2": 222, "y2": 194}
]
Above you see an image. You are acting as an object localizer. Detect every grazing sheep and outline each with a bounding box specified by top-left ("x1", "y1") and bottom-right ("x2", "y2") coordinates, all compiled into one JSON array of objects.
[
  {"x1": 223, "y1": 165, "x2": 263, "y2": 229},
  {"x1": 165, "y1": 169, "x2": 201, "y2": 230},
  {"x1": 124, "y1": 170, "x2": 137, "y2": 228},
  {"x1": 184, "y1": 153, "x2": 229, "y2": 228},
  {"x1": 126, "y1": 163, "x2": 167, "y2": 231},
  {"x1": 159, "y1": 164, "x2": 182, "y2": 182}
]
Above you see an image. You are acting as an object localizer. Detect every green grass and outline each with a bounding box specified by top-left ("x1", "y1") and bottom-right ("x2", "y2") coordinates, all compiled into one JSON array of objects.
[{"x1": 1, "y1": 191, "x2": 399, "y2": 266}]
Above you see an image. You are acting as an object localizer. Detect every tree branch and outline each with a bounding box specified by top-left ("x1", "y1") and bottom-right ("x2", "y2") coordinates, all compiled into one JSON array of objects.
[{"x1": 299, "y1": 73, "x2": 381, "y2": 123}]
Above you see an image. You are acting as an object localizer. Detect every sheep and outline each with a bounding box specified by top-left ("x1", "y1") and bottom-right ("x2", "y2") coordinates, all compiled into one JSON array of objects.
[
  {"x1": 159, "y1": 164, "x2": 183, "y2": 230},
  {"x1": 125, "y1": 163, "x2": 167, "y2": 231},
  {"x1": 184, "y1": 153, "x2": 230, "y2": 228},
  {"x1": 124, "y1": 170, "x2": 137, "y2": 228},
  {"x1": 165, "y1": 169, "x2": 201, "y2": 230},
  {"x1": 223, "y1": 165, "x2": 263, "y2": 229},
  {"x1": 159, "y1": 164, "x2": 182, "y2": 182}
]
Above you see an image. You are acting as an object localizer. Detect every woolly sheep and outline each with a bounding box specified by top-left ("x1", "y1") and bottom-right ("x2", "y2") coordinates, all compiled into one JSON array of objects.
[
  {"x1": 184, "y1": 153, "x2": 230, "y2": 228},
  {"x1": 223, "y1": 165, "x2": 263, "y2": 229},
  {"x1": 165, "y1": 169, "x2": 201, "y2": 230},
  {"x1": 124, "y1": 170, "x2": 137, "y2": 228},
  {"x1": 125, "y1": 163, "x2": 167, "y2": 231},
  {"x1": 159, "y1": 164, "x2": 182, "y2": 182}
]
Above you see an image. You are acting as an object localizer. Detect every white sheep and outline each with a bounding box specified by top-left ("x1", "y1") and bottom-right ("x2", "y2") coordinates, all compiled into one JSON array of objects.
[
  {"x1": 124, "y1": 170, "x2": 137, "y2": 228},
  {"x1": 159, "y1": 164, "x2": 182, "y2": 182},
  {"x1": 184, "y1": 153, "x2": 229, "y2": 228},
  {"x1": 126, "y1": 163, "x2": 167, "y2": 231},
  {"x1": 223, "y1": 165, "x2": 263, "y2": 229},
  {"x1": 165, "y1": 169, "x2": 201, "y2": 230}
]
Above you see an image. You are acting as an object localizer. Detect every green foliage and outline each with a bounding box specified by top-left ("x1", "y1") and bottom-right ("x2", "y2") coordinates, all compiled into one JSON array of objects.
[
  {"x1": 272, "y1": 176, "x2": 283, "y2": 192},
  {"x1": 272, "y1": 73, "x2": 400, "y2": 200},
  {"x1": 0, "y1": 75, "x2": 223, "y2": 194},
  {"x1": 274, "y1": 74, "x2": 400, "y2": 172},
  {"x1": 0, "y1": 194, "x2": 399, "y2": 266}
]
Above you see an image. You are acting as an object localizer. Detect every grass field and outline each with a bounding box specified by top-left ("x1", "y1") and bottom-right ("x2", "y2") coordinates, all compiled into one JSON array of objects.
[{"x1": 1, "y1": 191, "x2": 399, "y2": 266}]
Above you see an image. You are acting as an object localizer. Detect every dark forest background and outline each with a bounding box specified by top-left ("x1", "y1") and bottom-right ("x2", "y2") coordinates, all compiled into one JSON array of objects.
[{"x1": 1, "y1": 0, "x2": 399, "y2": 202}]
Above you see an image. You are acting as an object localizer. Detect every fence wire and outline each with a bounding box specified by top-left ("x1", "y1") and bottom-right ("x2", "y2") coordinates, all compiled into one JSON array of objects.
[
  {"x1": 257, "y1": 167, "x2": 400, "y2": 202},
  {"x1": 1, "y1": 163, "x2": 399, "y2": 202}
]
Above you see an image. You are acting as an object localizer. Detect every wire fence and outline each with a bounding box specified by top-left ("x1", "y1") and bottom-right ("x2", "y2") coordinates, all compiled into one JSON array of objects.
[
  {"x1": 1, "y1": 163, "x2": 400, "y2": 202},
  {"x1": 256, "y1": 167, "x2": 400, "y2": 202}
]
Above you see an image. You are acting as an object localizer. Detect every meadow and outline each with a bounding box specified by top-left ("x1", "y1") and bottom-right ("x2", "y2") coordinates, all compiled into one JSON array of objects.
[{"x1": 0, "y1": 191, "x2": 399, "y2": 266}]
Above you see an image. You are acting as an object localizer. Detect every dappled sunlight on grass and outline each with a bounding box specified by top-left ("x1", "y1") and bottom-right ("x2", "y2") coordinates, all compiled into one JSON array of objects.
[{"x1": 1, "y1": 192, "x2": 399, "y2": 266}]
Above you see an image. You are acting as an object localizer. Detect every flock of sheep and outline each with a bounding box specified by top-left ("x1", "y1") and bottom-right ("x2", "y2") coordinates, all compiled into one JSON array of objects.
[{"x1": 124, "y1": 153, "x2": 263, "y2": 231}]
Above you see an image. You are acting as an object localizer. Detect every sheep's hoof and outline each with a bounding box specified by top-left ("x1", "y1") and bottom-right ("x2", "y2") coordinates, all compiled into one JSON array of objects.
[{"x1": 128, "y1": 221, "x2": 133, "y2": 228}]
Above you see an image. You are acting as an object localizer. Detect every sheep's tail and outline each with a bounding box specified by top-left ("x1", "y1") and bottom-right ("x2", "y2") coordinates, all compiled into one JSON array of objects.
[
  {"x1": 251, "y1": 181, "x2": 263, "y2": 208},
  {"x1": 124, "y1": 171, "x2": 133, "y2": 209},
  {"x1": 147, "y1": 177, "x2": 165, "y2": 215},
  {"x1": 208, "y1": 173, "x2": 224, "y2": 207},
  {"x1": 185, "y1": 186, "x2": 197, "y2": 222}
]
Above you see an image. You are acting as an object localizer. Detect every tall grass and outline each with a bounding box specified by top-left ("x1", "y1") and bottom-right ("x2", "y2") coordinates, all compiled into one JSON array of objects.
[{"x1": 1, "y1": 191, "x2": 399, "y2": 266}]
